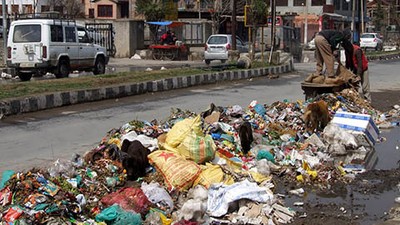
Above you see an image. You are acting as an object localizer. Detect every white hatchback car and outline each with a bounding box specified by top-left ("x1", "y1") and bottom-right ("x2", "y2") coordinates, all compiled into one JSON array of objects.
[
  {"x1": 360, "y1": 33, "x2": 383, "y2": 51},
  {"x1": 204, "y1": 34, "x2": 248, "y2": 65}
]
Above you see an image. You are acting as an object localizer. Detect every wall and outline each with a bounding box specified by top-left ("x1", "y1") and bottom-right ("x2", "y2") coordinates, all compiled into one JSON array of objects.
[{"x1": 114, "y1": 20, "x2": 144, "y2": 58}]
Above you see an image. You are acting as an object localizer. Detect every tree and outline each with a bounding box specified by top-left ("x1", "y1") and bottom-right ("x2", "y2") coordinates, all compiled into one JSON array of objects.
[
  {"x1": 246, "y1": 0, "x2": 269, "y2": 60},
  {"x1": 373, "y1": 0, "x2": 385, "y2": 32},
  {"x1": 203, "y1": 0, "x2": 232, "y2": 34},
  {"x1": 135, "y1": 0, "x2": 166, "y2": 44},
  {"x1": 135, "y1": 0, "x2": 165, "y2": 22},
  {"x1": 48, "y1": 0, "x2": 85, "y2": 18}
]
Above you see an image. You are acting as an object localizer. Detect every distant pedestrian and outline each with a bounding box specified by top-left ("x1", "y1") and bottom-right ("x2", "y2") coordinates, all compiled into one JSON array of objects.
[{"x1": 344, "y1": 42, "x2": 371, "y2": 102}]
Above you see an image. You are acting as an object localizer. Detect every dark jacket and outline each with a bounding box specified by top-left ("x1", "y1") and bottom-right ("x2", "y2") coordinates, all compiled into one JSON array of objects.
[{"x1": 319, "y1": 30, "x2": 351, "y2": 51}]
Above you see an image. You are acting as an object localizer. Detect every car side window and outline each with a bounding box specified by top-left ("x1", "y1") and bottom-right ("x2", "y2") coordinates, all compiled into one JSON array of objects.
[
  {"x1": 236, "y1": 38, "x2": 244, "y2": 46},
  {"x1": 50, "y1": 25, "x2": 63, "y2": 42},
  {"x1": 65, "y1": 27, "x2": 76, "y2": 43},
  {"x1": 77, "y1": 27, "x2": 90, "y2": 43}
]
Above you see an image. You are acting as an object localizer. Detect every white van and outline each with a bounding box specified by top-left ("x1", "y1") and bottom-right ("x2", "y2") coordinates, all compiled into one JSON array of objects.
[{"x1": 7, "y1": 17, "x2": 109, "y2": 81}]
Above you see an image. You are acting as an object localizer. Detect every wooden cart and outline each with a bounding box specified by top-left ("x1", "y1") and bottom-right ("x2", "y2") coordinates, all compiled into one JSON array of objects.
[
  {"x1": 301, "y1": 82, "x2": 347, "y2": 100},
  {"x1": 149, "y1": 44, "x2": 188, "y2": 61}
]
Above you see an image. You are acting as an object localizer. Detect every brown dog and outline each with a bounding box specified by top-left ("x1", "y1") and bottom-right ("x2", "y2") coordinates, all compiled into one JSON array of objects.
[{"x1": 303, "y1": 100, "x2": 331, "y2": 132}]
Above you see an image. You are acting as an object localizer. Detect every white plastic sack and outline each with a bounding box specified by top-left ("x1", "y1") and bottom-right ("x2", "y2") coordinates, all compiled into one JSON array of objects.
[
  {"x1": 141, "y1": 182, "x2": 174, "y2": 214},
  {"x1": 322, "y1": 123, "x2": 358, "y2": 155},
  {"x1": 207, "y1": 179, "x2": 274, "y2": 217},
  {"x1": 121, "y1": 131, "x2": 158, "y2": 151}
]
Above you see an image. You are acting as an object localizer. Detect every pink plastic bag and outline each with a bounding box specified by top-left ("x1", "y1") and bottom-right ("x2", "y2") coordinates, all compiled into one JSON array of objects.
[{"x1": 101, "y1": 187, "x2": 151, "y2": 215}]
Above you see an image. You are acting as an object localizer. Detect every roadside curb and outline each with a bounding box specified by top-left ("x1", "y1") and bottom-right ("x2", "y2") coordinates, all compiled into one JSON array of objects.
[
  {"x1": 367, "y1": 52, "x2": 400, "y2": 61},
  {"x1": 0, "y1": 59, "x2": 294, "y2": 116}
]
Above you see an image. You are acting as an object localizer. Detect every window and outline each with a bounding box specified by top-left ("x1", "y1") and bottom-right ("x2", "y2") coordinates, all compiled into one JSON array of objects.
[
  {"x1": 342, "y1": 0, "x2": 349, "y2": 10},
  {"x1": 89, "y1": 8, "x2": 94, "y2": 18},
  {"x1": 51, "y1": 25, "x2": 63, "y2": 42},
  {"x1": 208, "y1": 36, "x2": 228, "y2": 44},
  {"x1": 294, "y1": 0, "x2": 306, "y2": 6},
  {"x1": 65, "y1": 27, "x2": 76, "y2": 43},
  {"x1": 77, "y1": 27, "x2": 90, "y2": 43},
  {"x1": 98, "y1": 5, "x2": 113, "y2": 17},
  {"x1": 334, "y1": 0, "x2": 340, "y2": 10},
  {"x1": 276, "y1": 0, "x2": 288, "y2": 6},
  {"x1": 311, "y1": 0, "x2": 324, "y2": 6},
  {"x1": 13, "y1": 25, "x2": 41, "y2": 43}
]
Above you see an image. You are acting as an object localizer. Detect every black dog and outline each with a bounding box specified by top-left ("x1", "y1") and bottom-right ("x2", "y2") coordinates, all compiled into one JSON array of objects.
[
  {"x1": 120, "y1": 139, "x2": 151, "y2": 180},
  {"x1": 239, "y1": 121, "x2": 253, "y2": 155}
]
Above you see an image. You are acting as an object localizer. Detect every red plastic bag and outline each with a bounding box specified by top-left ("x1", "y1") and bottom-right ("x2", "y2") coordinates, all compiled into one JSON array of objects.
[
  {"x1": 101, "y1": 187, "x2": 151, "y2": 215},
  {"x1": 3, "y1": 206, "x2": 23, "y2": 222}
]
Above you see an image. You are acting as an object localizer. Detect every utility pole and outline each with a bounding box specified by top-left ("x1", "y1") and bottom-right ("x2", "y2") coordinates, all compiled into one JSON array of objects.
[
  {"x1": 2, "y1": 0, "x2": 7, "y2": 65},
  {"x1": 198, "y1": 0, "x2": 202, "y2": 20},
  {"x1": 361, "y1": 0, "x2": 364, "y2": 34},
  {"x1": 232, "y1": 0, "x2": 237, "y2": 50},
  {"x1": 304, "y1": 0, "x2": 308, "y2": 45}
]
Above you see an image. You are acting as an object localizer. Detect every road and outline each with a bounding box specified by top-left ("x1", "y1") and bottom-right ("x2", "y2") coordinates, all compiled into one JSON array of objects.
[{"x1": 0, "y1": 60, "x2": 399, "y2": 173}]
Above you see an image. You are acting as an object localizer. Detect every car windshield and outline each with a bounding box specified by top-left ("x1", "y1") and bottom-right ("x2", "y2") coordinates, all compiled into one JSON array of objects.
[
  {"x1": 361, "y1": 34, "x2": 375, "y2": 38},
  {"x1": 208, "y1": 36, "x2": 228, "y2": 44},
  {"x1": 13, "y1": 25, "x2": 41, "y2": 43}
]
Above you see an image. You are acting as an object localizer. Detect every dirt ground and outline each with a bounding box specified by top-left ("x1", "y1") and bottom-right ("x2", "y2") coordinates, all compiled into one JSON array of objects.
[{"x1": 279, "y1": 89, "x2": 400, "y2": 225}]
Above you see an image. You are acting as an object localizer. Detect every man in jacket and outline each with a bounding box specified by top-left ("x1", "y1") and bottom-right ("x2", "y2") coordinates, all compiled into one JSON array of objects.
[
  {"x1": 305, "y1": 29, "x2": 352, "y2": 82},
  {"x1": 344, "y1": 42, "x2": 371, "y2": 102}
]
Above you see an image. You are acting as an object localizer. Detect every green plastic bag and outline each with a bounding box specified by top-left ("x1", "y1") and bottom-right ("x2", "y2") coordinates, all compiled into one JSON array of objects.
[
  {"x1": 95, "y1": 204, "x2": 142, "y2": 225},
  {"x1": 0, "y1": 170, "x2": 15, "y2": 189}
]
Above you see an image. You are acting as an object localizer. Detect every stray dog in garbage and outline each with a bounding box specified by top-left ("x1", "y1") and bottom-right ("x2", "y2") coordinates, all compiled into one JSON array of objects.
[
  {"x1": 120, "y1": 139, "x2": 151, "y2": 180},
  {"x1": 239, "y1": 121, "x2": 254, "y2": 155},
  {"x1": 303, "y1": 100, "x2": 331, "y2": 133}
]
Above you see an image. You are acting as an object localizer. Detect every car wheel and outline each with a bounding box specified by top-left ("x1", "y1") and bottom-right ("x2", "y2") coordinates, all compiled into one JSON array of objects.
[
  {"x1": 205, "y1": 59, "x2": 211, "y2": 65},
  {"x1": 18, "y1": 72, "x2": 33, "y2": 81},
  {"x1": 93, "y1": 57, "x2": 106, "y2": 75},
  {"x1": 56, "y1": 59, "x2": 70, "y2": 78}
]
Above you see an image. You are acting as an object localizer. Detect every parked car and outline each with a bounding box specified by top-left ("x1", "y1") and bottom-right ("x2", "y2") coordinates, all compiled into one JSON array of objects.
[
  {"x1": 360, "y1": 33, "x2": 383, "y2": 51},
  {"x1": 204, "y1": 34, "x2": 248, "y2": 65},
  {"x1": 7, "y1": 17, "x2": 109, "y2": 81}
]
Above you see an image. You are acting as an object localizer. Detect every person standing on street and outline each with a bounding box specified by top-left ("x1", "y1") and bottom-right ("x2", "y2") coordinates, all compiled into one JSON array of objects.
[
  {"x1": 344, "y1": 42, "x2": 371, "y2": 102},
  {"x1": 305, "y1": 29, "x2": 352, "y2": 82}
]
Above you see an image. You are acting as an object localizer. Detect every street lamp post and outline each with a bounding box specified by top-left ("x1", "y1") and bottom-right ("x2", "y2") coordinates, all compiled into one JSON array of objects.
[
  {"x1": 2, "y1": 0, "x2": 7, "y2": 65},
  {"x1": 346, "y1": 0, "x2": 356, "y2": 43},
  {"x1": 303, "y1": 0, "x2": 308, "y2": 45}
]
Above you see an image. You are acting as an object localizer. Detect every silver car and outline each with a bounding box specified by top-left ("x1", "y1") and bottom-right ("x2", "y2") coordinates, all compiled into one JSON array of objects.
[
  {"x1": 204, "y1": 34, "x2": 248, "y2": 65},
  {"x1": 360, "y1": 33, "x2": 383, "y2": 51}
]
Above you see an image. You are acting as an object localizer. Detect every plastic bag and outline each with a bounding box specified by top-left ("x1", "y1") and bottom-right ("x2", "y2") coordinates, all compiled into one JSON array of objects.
[
  {"x1": 95, "y1": 204, "x2": 142, "y2": 225},
  {"x1": 148, "y1": 150, "x2": 201, "y2": 191},
  {"x1": 176, "y1": 133, "x2": 216, "y2": 164},
  {"x1": 141, "y1": 182, "x2": 174, "y2": 214},
  {"x1": 165, "y1": 116, "x2": 201, "y2": 148},
  {"x1": 193, "y1": 163, "x2": 234, "y2": 188},
  {"x1": 0, "y1": 170, "x2": 14, "y2": 189},
  {"x1": 101, "y1": 187, "x2": 151, "y2": 215},
  {"x1": 48, "y1": 159, "x2": 75, "y2": 177},
  {"x1": 322, "y1": 123, "x2": 358, "y2": 155}
]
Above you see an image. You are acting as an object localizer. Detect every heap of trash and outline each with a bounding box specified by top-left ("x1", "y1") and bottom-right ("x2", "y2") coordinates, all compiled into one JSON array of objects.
[{"x1": 2, "y1": 87, "x2": 399, "y2": 225}]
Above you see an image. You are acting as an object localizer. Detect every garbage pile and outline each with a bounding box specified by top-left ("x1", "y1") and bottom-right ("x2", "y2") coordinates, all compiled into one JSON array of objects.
[{"x1": 2, "y1": 88, "x2": 399, "y2": 225}]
